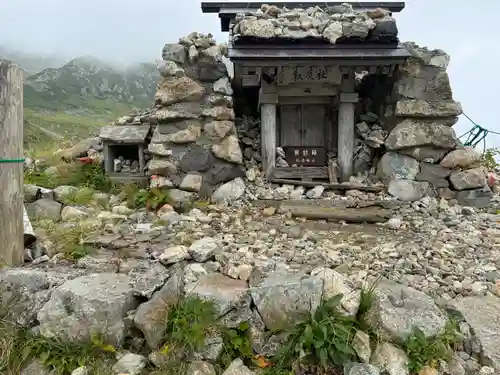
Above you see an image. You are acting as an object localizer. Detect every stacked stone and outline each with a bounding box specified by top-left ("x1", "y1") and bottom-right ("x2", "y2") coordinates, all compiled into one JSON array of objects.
[
  {"x1": 377, "y1": 42, "x2": 490, "y2": 206},
  {"x1": 114, "y1": 108, "x2": 154, "y2": 126},
  {"x1": 231, "y1": 3, "x2": 398, "y2": 44},
  {"x1": 235, "y1": 115, "x2": 262, "y2": 170},
  {"x1": 146, "y1": 32, "x2": 244, "y2": 195}
]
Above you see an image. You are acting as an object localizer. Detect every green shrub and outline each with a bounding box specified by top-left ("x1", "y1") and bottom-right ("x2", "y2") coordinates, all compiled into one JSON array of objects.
[
  {"x1": 271, "y1": 294, "x2": 358, "y2": 372},
  {"x1": 403, "y1": 321, "x2": 461, "y2": 373}
]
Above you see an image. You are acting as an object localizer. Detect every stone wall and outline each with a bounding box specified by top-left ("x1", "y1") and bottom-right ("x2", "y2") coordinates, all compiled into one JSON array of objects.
[
  {"x1": 376, "y1": 43, "x2": 491, "y2": 206},
  {"x1": 231, "y1": 3, "x2": 398, "y2": 44},
  {"x1": 146, "y1": 33, "x2": 244, "y2": 196}
]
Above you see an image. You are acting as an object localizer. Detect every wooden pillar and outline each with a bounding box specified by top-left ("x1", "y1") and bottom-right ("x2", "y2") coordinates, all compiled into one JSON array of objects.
[
  {"x1": 337, "y1": 69, "x2": 358, "y2": 183},
  {"x1": 138, "y1": 144, "x2": 145, "y2": 173},
  {"x1": 260, "y1": 103, "x2": 277, "y2": 180},
  {"x1": 0, "y1": 60, "x2": 24, "y2": 266}
]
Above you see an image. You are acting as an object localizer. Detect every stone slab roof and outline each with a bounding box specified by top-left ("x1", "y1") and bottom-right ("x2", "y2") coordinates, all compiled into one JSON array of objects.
[
  {"x1": 99, "y1": 125, "x2": 150, "y2": 144},
  {"x1": 227, "y1": 3, "x2": 400, "y2": 45}
]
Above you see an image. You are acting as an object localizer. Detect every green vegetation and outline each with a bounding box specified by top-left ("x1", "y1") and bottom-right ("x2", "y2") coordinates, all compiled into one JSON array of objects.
[
  {"x1": 34, "y1": 219, "x2": 97, "y2": 260},
  {"x1": 270, "y1": 294, "x2": 359, "y2": 373},
  {"x1": 403, "y1": 321, "x2": 461, "y2": 373},
  {"x1": 219, "y1": 322, "x2": 254, "y2": 368},
  {"x1": 480, "y1": 148, "x2": 500, "y2": 170},
  {"x1": 126, "y1": 187, "x2": 173, "y2": 211},
  {"x1": 24, "y1": 162, "x2": 113, "y2": 192}
]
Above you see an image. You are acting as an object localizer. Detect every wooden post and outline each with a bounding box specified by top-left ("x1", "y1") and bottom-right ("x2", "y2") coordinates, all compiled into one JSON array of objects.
[
  {"x1": 0, "y1": 60, "x2": 24, "y2": 266},
  {"x1": 261, "y1": 103, "x2": 277, "y2": 180},
  {"x1": 337, "y1": 69, "x2": 357, "y2": 183}
]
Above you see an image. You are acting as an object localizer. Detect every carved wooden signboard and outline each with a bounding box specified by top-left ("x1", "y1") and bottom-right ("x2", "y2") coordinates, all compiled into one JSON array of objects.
[
  {"x1": 277, "y1": 65, "x2": 342, "y2": 86},
  {"x1": 285, "y1": 147, "x2": 326, "y2": 166}
]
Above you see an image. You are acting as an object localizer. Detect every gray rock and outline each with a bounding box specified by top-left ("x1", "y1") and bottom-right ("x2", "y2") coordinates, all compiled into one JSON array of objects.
[
  {"x1": 189, "y1": 237, "x2": 218, "y2": 262},
  {"x1": 167, "y1": 189, "x2": 196, "y2": 209},
  {"x1": 211, "y1": 177, "x2": 246, "y2": 204},
  {"x1": 112, "y1": 353, "x2": 147, "y2": 375},
  {"x1": 159, "y1": 245, "x2": 190, "y2": 264},
  {"x1": 399, "y1": 147, "x2": 449, "y2": 163},
  {"x1": 162, "y1": 43, "x2": 187, "y2": 65},
  {"x1": 156, "y1": 59, "x2": 184, "y2": 78},
  {"x1": 377, "y1": 152, "x2": 420, "y2": 183},
  {"x1": 447, "y1": 297, "x2": 500, "y2": 370},
  {"x1": 455, "y1": 186, "x2": 493, "y2": 209},
  {"x1": 387, "y1": 180, "x2": 432, "y2": 202},
  {"x1": 212, "y1": 135, "x2": 243, "y2": 164},
  {"x1": 213, "y1": 77, "x2": 233, "y2": 95},
  {"x1": 344, "y1": 363, "x2": 380, "y2": 375},
  {"x1": 128, "y1": 261, "x2": 170, "y2": 299},
  {"x1": 37, "y1": 273, "x2": 137, "y2": 346},
  {"x1": 61, "y1": 206, "x2": 88, "y2": 221},
  {"x1": 0, "y1": 269, "x2": 66, "y2": 327},
  {"x1": 352, "y1": 330, "x2": 372, "y2": 363},
  {"x1": 395, "y1": 99, "x2": 462, "y2": 118},
  {"x1": 385, "y1": 119, "x2": 458, "y2": 150},
  {"x1": 189, "y1": 273, "x2": 250, "y2": 316},
  {"x1": 53, "y1": 185, "x2": 79, "y2": 201},
  {"x1": 250, "y1": 270, "x2": 323, "y2": 331},
  {"x1": 178, "y1": 144, "x2": 213, "y2": 173},
  {"x1": 26, "y1": 199, "x2": 62, "y2": 221},
  {"x1": 440, "y1": 147, "x2": 481, "y2": 169},
  {"x1": 367, "y1": 280, "x2": 447, "y2": 344},
  {"x1": 221, "y1": 358, "x2": 255, "y2": 375},
  {"x1": 180, "y1": 173, "x2": 203, "y2": 192},
  {"x1": 155, "y1": 76, "x2": 205, "y2": 106},
  {"x1": 21, "y1": 360, "x2": 55, "y2": 375},
  {"x1": 370, "y1": 342, "x2": 409, "y2": 375},
  {"x1": 186, "y1": 361, "x2": 217, "y2": 375},
  {"x1": 449, "y1": 168, "x2": 486, "y2": 190},
  {"x1": 134, "y1": 265, "x2": 184, "y2": 349},
  {"x1": 24, "y1": 184, "x2": 40, "y2": 203},
  {"x1": 71, "y1": 367, "x2": 90, "y2": 375},
  {"x1": 415, "y1": 162, "x2": 451, "y2": 188}
]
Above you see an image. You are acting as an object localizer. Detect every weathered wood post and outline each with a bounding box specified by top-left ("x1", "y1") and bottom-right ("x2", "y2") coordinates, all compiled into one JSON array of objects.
[
  {"x1": 260, "y1": 103, "x2": 277, "y2": 180},
  {"x1": 337, "y1": 68, "x2": 358, "y2": 182},
  {"x1": 0, "y1": 60, "x2": 24, "y2": 266}
]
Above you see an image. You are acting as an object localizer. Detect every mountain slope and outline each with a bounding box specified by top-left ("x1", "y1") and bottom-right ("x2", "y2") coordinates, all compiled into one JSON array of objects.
[{"x1": 22, "y1": 56, "x2": 160, "y2": 149}]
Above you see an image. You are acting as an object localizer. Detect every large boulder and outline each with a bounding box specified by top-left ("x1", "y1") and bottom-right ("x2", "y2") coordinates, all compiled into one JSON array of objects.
[
  {"x1": 387, "y1": 180, "x2": 432, "y2": 202},
  {"x1": 395, "y1": 99, "x2": 462, "y2": 118},
  {"x1": 26, "y1": 199, "x2": 62, "y2": 221},
  {"x1": 385, "y1": 119, "x2": 458, "y2": 151},
  {"x1": 449, "y1": 168, "x2": 486, "y2": 190},
  {"x1": 376, "y1": 152, "x2": 420, "y2": 183},
  {"x1": 447, "y1": 297, "x2": 500, "y2": 370},
  {"x1": 250, "y1": 270, "x2": 325, "y2": 331},
  {"x1": 37, "y1": 273, "x2": 138, "y2": 346},
  {"x1": 367, "y1": 280, "x2": 447, "y2": 343},
  {"x1": 155, "y1": 76, "x2": 205, "y2": 106},
  {"x1": 440, "y1": 147, "x2": 481, "y2": 169}
]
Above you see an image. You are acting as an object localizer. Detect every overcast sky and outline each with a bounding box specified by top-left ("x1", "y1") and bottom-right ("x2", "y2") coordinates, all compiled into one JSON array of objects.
[{"x1": 0, "y1": 0, "x2": 498, "y2": 147}]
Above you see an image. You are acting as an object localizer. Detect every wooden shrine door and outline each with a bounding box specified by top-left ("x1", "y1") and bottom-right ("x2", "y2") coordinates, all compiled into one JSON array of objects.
[{"x1": 279, "y1": 103, "x2": 329, "y2": 166}]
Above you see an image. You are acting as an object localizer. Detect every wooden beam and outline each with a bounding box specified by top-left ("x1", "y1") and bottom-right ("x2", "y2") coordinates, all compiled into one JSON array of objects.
[
  {"x1": 273, "y1": 167, "x2": 328, "y2": 179},
  {"x1": 261, "y1": 103, "x2": 277, "y2": 179},
  {"x1": 270, "y1": 178, "x2": 385, "y2": 192},
  {"x1": 0, "y1": 60, "x2": 24, "y2": 266}
]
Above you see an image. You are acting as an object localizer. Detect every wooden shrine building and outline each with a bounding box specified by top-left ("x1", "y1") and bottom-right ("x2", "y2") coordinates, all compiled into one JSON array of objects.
[{"x1": 202, "y1": 1, "x2": 411, "y2": 182}]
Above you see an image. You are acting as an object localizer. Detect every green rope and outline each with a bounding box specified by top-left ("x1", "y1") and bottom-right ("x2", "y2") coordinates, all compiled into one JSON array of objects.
[
  {"x1": 458, "y1": 112, "x2": 500, "y2": 153},
  {"x1": 0, "y1": 158, "x2": 25, "y2": 163}
]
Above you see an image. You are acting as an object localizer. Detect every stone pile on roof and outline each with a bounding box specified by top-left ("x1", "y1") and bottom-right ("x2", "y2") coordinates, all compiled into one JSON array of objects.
[{"x1": 231, "y1": 3, "x2": 398, "y2": 44}]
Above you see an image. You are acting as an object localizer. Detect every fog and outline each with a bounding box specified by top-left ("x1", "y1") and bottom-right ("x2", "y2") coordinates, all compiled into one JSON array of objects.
[{"x1": 1, "y1": 0, "x2": 499, "y2": 146}]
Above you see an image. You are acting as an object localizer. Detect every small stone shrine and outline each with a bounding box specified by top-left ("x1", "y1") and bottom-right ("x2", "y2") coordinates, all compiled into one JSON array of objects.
[
  {"x1": 99, "y1": 125, "x2": 152, "y2": 185},
  {"x1": 203, "y1": 1, "x2": 411, "y2": 183}
]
